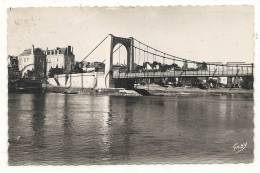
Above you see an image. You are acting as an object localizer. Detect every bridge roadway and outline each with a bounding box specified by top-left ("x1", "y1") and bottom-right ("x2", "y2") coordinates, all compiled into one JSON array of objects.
[{"x1": 113, "y1": 69, "x2": 253, "y2": 79}]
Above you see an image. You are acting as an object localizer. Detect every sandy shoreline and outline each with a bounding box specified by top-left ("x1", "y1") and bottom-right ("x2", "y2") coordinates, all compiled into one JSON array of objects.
[
  {"x1": 136, "y1": 84, "x2": 253, "y2": 96},
  {"x1": 45, "y1": 85, "x2": 253, "y2": 97}
]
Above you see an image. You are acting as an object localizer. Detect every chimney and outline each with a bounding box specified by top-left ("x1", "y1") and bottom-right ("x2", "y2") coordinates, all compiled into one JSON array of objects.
[
  {"x1": 68, "y1": 45, "x2": 71, "y2": 54},
  {"x1": 32, "y1": 44, "x2": 35, "y2": 54},
  {"x1": 46, "y1": 47, "x2": 48, "y2": 55}
]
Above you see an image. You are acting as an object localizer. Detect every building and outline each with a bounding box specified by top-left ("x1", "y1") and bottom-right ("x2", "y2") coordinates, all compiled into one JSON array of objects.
[
  {"x1": 83, "y1": 61, "x2": 105, "y2": 72},
  {"x1": 226, "y1": 62, "x2": 246, "y2": 65},
  {"x1": 45, "y1": 46, "x2": 75, "y2": 74},
  {"x1": 18, "y1": 46, "x2": 34, "y2": 74},
  {"x1": 18, "y1": 45, "x2": 46, "y2": 78},
  {"x1": 18, "y1": 45, "x2": 75, "y2": 78},
  {"x1": 8, "y1": 55, "x2": 21, "y2": 81},
  {"x1": 8, "y1": 55, "x2": 19, "y2": 70},
  {"x1": 206, "y1": 62, "x2": 223, "y2": 65}
]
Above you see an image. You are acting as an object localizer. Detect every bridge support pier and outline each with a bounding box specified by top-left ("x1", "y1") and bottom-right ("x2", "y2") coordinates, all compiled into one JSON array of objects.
[
  {"x1": 241, "y1": 76, "x2": 254, "y2": 89},
  {"x1": 227, "y1": 77, "x2": 233, "y2": 88},
  {"x1": 114, "y1": 79, "x2": 135, "y2": 89},
  {"x1": 105, "y1": 72, "x2": 115, "y2": 88}
]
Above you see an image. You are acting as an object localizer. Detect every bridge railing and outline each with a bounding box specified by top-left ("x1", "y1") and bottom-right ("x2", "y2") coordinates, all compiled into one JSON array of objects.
[{"x1": 113, "y1": 66, "x2": 253, "y2": 79}]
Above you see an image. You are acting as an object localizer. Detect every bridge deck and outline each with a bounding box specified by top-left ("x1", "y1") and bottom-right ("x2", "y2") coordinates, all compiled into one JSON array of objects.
[{"x1": 113, "y1": 69, "x2": 253, "y2": 79}]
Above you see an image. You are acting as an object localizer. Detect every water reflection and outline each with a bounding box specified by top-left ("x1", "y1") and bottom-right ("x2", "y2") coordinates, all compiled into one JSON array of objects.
[
  {"x1": 8, "y1": 93, "x2": 254, "y2": 165},
  {"x1": 120, "y1": 97, "x2": 134, "y2": 160},
  {"x1": 219, "y1": 96, "x2": 227, "y2": 119},
  {"x1": 100, "y1": 97, "x2": 135, "y2": 161},
  {"x1": 62, "y1": 94, "x2": 73, "y2": 164},
  {"x1": 31, "y1": 94, "x2": 46, "y2": 162},
  {"x1": 100, "y1": 96, "x2": 112, "y2": 159}
]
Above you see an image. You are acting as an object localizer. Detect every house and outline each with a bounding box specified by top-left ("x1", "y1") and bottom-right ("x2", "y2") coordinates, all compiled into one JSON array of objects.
[
  {"x1": 18, "y1": 46, "x2": 34, "y2": 75},
  {"x1": 8, "y1": 55, "x2": 19, "y2": 70},
  {"x1": 143, "y1": 62, "x2": 153, "y2": 71},
  {"x1": 8, "y1": 55, "x2": 21, "y2": 80},
  {"x1": 46, "y1": 46, "x2": 75, "y2": 74},
  {"x1": 226, "y1": 62, "x2": 246, "y2": 65},
  {"x1": 219, "y1": 77, "x2": 228, "y2": 86},
  {"x1": 18, "y1": 45, "x2": 46, "y2": 78},
  {"x1": 86, "y1": 62, "x2": 105, "y2": 72},
  {"x1": 112, "y1": 64, "x2": 128, "y2": 73}
]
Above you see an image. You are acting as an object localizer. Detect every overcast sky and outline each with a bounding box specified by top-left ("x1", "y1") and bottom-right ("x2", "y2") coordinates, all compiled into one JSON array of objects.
[{"x1": 7, "y1": 6, "x2": 254, "y2": 63}]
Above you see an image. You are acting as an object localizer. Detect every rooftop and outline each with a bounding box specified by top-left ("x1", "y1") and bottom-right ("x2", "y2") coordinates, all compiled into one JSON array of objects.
[
  {"x1": 47, "y1": 47, "x2": 67, "y2": 55},
  {"x1": 46, "y1": 46, "x2": 74, "y2": 55},
  {"x1": 19, "y1": 46, "x2": 74, "y2": 57},
  {"x1": 19, "y1": 49, "x2": 32, "y2": 56}
]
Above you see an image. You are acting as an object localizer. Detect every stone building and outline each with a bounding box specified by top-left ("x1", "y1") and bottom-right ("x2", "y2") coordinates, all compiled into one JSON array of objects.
[
  {"x1": 8, "y1": 55, "x2": 19, "y2": 69},
  {"x1": 45, "y1": 46, "x2": 75, "y2": 74},
  {"x1": 8, "y1": 55, "x2": 21, "y2": 80},
  {"x1": 18, "y1": 45, "x2": 46, "y2": 78},
  {"x1": 18, "y1": 45, "x2": 75, "y2": 78},
  {"x1": 18, "y1": 46, "x2": 34, "y2": 74}
]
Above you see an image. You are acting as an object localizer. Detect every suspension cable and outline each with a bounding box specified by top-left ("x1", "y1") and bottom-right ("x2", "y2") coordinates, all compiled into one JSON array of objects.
[
  {"x1": 134, "y1": 37, "x2": 252, "y2": 68},
  {"x1": 143, "y1": 45, "x2": 145, "y2": 63},
  {"x1": 163, "y1": 53, "x2": 166, "y2": 64},
  {"x1": 138, "y1": 42, "x2": 140, "y2": 65},
  {"x1": 81, "y1": 35, "x2": 109, "y2": 62},
  {"x1": 134, "y1": 38, "x2": 204, "y2": 65},
  {"x1": 118, "y1": 45, "x2": 121, "y2": 65},
  {"x1": 146, "y1": 46, "x2": 149, "y2": 62},
  {"x1": 113, "y1": 44, "x2": 123, "y2": 53},
  {"x1": 134, "y1": 46, "x2": 186, "y2": 63},
  {"x1": 154, "y1": 50, "x2": 157, "y2": 62},
  {"x1": 134, "y1": 45, "x2": 136, "y2": 65}
]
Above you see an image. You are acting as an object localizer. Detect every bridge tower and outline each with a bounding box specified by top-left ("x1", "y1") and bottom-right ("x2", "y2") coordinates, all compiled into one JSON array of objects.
[{"x1": 105, "y1": 34, "x2": 135, "y2": 88}]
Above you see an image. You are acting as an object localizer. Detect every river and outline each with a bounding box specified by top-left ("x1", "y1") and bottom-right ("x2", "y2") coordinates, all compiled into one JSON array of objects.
[{"x1": 8, "y1": 93, "x2": 254, "y2": 165}]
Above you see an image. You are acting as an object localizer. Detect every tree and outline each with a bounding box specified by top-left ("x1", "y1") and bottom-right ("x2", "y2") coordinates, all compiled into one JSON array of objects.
[
  {"x1": 48, "y1": 67, "x2": 64, "y2": 78},
  {"x1": 182, "y1": 61, "x2": 188, "y2": 70},
  {"x1": 152, "y1": 61, "x2": 162, "y2": 71},
  {"x1": 240, "y1": 76, "x2": 254, "y2": 89},
  {"x1": 135, "y1": 64, "x2": 144, "y2": 72},
  {"x1": 197, "y1": 62, "x2": 208, "y2": 71},
  {"x1": 160, "y1": 64, "x2": 172, "y2": 72},
  {"x1": 171, "y1": 63, "x2": 181, "y2": 70}
]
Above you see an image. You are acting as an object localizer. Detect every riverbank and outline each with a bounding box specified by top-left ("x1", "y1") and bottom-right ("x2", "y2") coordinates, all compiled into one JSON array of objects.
[
  {"x1": 46, "y1": 87, "x2": 142, "y2": 96},
  {"x1": 45, "y1": 85, "x2": 253, "y2": 97},
  {"x1": 136, "y1": 84, "x2": 253, "y2": 96}
]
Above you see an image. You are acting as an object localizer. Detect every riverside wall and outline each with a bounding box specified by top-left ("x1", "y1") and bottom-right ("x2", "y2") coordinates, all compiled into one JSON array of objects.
[{"x1": 47, "y1": 72, "x2": 108, "y2": 89}]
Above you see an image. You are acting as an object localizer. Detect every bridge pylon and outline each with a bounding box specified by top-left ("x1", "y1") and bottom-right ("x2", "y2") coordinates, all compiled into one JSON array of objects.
[{"x1": 105, "y1": 34, "x2": 135, "y2": 88}]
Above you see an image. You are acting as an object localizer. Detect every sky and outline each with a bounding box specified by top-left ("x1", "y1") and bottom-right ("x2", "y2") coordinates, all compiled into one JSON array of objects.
[{"x1": 7, "y1": 6, "x2": 254, "y2": 64}]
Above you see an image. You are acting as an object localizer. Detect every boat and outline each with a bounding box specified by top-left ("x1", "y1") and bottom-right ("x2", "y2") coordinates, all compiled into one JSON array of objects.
[{"x1": 63, "y1": 90, "x2": 79, "y2": 94}]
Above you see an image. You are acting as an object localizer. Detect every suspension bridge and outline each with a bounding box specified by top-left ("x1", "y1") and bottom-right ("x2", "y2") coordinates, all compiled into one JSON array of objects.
[{"x1": 78, "y1": 34, "x2": 253, "y2": 89}]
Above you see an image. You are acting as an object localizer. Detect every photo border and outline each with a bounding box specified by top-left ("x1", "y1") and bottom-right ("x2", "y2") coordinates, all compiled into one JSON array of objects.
[{"x1": 0, "y1": 1, "x2": 259, "y2": 173}]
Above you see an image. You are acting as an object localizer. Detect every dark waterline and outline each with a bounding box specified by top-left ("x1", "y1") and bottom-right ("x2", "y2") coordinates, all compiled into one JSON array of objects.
[{"x1": 8, "y1": 93, "x2": 254, "y2": 165}]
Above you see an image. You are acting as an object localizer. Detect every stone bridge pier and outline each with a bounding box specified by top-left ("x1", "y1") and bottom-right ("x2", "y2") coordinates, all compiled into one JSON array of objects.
[
  {"x1": 114, "y1": 79, "x2": 135, "y2": 89},
  {"x1": 105, "y1": 34, "x2": 135, "y2": 88}
]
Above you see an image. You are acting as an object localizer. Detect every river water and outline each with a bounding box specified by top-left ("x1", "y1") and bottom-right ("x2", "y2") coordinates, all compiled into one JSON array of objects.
[{"x1": 8, "y1": 93, "x2": 254, "y2": 165}]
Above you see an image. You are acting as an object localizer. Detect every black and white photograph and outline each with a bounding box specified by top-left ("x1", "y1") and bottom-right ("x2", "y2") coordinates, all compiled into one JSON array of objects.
[{"x1": 1, "y1": 1, "x2": 259, "y2": 170}]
